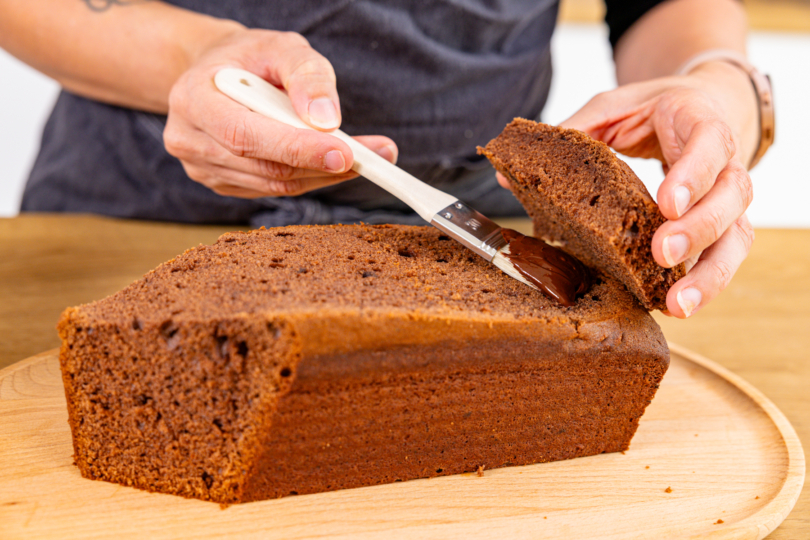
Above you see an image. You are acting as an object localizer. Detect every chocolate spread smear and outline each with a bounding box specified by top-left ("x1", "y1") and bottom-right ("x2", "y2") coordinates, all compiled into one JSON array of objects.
[{"x1": 501, "y1": 229, "x2": 592, "y2": 306}]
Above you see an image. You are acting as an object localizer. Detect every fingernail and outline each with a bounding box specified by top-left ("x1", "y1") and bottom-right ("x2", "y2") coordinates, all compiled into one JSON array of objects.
[
  {"x1": 324, "y1": 150, "x2": 345, "y2": 172},
  {"x1": 674, "y1": 186, "x2": 692, "y2": 218},
  {"x1": 376, "y1": 144, "x2": 398, "y2": 163},
  {"x1": 677, "y1": 287, "x2": 702, "y2": 318},
  {"x1": 662, "y1": 234, "x2": 689, "y2": 266},
  {"x1": 308, "y1": 98, "x2": 339, "y2": 129}
]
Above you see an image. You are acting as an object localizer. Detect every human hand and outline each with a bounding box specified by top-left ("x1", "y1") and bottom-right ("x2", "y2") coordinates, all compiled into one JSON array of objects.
[
  {"x1": 499, "y1": 66, "x2": 757, "y2": 318},
  {"x1": 164, "y1": 29, "x2": 397, "y2": 198}
]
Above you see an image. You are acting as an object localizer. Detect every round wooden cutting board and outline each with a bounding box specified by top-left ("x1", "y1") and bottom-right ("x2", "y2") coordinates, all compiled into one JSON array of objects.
[{"x1": 0, "y1": 344, "x2": 804, "y2": 540}]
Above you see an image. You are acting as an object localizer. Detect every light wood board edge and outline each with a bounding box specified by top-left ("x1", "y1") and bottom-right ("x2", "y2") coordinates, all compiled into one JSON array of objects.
[
  {"x1": 667, "y1": 342, "x2": 806, "y2": 540},
  {"x1": 1, "y1": 345, "x2": 805, "y2": 539},
  {"x1": 0, "y1": 349, "x2": 58, "y2": 379}
]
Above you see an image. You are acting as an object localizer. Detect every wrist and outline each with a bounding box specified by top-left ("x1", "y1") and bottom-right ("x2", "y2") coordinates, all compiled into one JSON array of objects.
[
  {"x1": 682, "y1": 61, "x2": 760, "y2": 168},
  {"x1": 179, "y1": 16, "x2": 247, "y2": 73}
]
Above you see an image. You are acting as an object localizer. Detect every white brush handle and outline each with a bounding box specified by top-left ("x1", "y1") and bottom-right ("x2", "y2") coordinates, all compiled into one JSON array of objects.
[{"x1": 214, "y1": 68, "x2": 456, "y2": 221}]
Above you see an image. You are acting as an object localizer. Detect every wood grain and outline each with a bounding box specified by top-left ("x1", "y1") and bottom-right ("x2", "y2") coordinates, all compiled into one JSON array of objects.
[
  {"x1": 0, "y1": 214, "x2": 232, "y2": 368},
  {"x1": 0, "y1": 215, "x2": 808, "y2": 537},
  {"x1": 652, "y1": 229, "x2": 810, "y2": 538},
  {"x1": 0, "y1": 347, "x2": 803, "y2": 540},
  {"x1": 559, "y1": 0, "x2": 810, "y2": 32}
]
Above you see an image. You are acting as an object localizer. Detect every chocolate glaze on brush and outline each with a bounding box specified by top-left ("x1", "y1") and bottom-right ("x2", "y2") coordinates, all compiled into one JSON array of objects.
[{"x1": 501, "y1": 229, "x2": 592, "y2": 306}]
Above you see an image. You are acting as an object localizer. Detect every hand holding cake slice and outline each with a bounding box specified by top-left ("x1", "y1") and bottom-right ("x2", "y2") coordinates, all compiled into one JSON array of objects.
[{"x1": 57, "y1": 119, "x2": 681, "y2": 504}]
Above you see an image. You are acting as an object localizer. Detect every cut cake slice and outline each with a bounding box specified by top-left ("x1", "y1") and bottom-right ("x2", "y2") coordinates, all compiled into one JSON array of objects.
[{"x1": 479, "y1": 119, "x2": 685, "y2": 311}]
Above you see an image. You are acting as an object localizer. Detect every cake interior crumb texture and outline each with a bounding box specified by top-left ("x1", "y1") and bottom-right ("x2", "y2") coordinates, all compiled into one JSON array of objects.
[
  {"x1": 59, "y1": 224, "x2": 669, "y2": 504},
  {"x1": 479, "y1": 119, "x2": 685, "y2": 311}
]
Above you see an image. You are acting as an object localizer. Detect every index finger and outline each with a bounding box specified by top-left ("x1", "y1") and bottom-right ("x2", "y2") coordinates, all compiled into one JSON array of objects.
[
  {"x1": 265, "y1": 32, "x2": 342, "y2": 131},
  {"x1": 192, "y1": 89, "x2": 353, "y2": 173},
  {"x1": 657, "y1": 118, "x2": 736, "y2": 220}
]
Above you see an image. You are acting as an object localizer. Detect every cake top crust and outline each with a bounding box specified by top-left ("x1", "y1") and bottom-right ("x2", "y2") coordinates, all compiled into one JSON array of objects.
[{"x1": 73, "y1": 224, "x2": 643, "y2": 327}]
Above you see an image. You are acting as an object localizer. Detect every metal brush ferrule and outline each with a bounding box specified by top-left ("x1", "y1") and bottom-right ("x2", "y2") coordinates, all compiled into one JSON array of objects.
[{"x1": 429, "y1": 200, "x2": 507, "y2": 261}]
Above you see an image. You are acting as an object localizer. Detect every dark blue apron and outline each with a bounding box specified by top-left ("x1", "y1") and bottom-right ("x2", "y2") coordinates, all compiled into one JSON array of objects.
[{"x1": 22, "y1": 0, "x2": 559, "y2": 226}]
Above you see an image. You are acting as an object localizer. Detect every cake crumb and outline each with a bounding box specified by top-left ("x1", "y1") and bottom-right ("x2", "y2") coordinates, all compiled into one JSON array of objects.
[
  {"x1": 544, "y1": 516, "x2": 547, "y2": 519},
  {"x1": 664, "y1": 487, "x2": 672, "y2": 493},
  {"x1": 645, "y1": 466, "x2": 650, "y2": 469},
  {"x1": 477, "y1": 465, "x2": 486, "y2": 477},
  {"x1": 715, "y1": 519, "x2": 724, "y2": 524},
  {"x1": 755, "y1": 496, "x2": 760, "y2": 499}
]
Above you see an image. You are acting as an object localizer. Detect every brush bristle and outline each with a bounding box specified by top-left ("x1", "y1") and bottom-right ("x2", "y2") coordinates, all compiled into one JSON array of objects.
[{"x1": 491, "y1": 246, "x2": 538, "y2": 292}]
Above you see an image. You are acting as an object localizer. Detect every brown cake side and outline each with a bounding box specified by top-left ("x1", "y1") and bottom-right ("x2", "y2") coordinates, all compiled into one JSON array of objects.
[
  {"x1": 478, "y1": 119, "x2": 685, "y2": 311},
  {"x1": 58, "y1": 224, "x2": 669, "y2": 504}
]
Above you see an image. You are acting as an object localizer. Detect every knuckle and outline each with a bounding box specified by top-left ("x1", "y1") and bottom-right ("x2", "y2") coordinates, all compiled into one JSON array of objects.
[
  {"x1": 221, "y1": 117, "x2": 256, "y2": 157},
  {"x1": 289, "y1": 57, "x2": 336, "y2": 85},
  {"x1": 276, "y1": 135, "x2": 311, "y2": 169},
  {"x1": 710, "y1": 120, "x2": 735, "y2": 159},
  {"x1": 735, "y1": 217, "x2": 756, "y2": 252},
  {"x1": 162, "y1": 127, "x2": 185, "y2": 157},
  {"x1": 202, "y1": 141, "x2": 225, "y2": 163},
  {"x1": 728, "y1": 165, "x2": 754, "y2": 208},
  {"x1": 659, "y1": 89, "x2": 698, "y2": 124},
  {"x1": 181, "y1": 163, "x2": 208, "y2": 184},
  {"x1": 181, "y1": 162, "x2": 233, "y2": 195},
  {"x1": 206, "y1": 178, "x2": 231, "y2": 196},
  {"x1": 702, "y1": 205, "x2": 728, "y2": 243},
  {"x1": 267, "y1": 179, "x2": 305, "y2": 197},
  {"x1": 658, "y1": 91, "x2": 682, "y2": 115},
  {"x1": 257, "y1": 159, "x2": 297, "y2": 180},
  {"x1": 690, "y1": 152, "x2": 716, "y2": 184},
  {"x1": 707, "y1": 258, "x2": 735, "y2": 291}
]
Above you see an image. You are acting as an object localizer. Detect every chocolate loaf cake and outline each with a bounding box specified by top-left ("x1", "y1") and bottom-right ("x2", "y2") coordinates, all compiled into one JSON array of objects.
[
  {"x1": 479, "y1": 119, "x2": 685, "y2": 311},
  {"x1": 58, "y1": 224, "x2": 669, "y2": 504}
]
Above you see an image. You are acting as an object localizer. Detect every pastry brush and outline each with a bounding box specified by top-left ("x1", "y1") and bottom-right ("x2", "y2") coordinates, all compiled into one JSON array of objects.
[{"x1": 214, "y1": 68, "x2": 538, "y2": 293}]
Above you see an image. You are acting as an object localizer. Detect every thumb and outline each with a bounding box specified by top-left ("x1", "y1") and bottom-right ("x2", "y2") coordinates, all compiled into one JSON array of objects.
[{"x1": 270, "y1": 33, "x2": 342, "y2": 131}]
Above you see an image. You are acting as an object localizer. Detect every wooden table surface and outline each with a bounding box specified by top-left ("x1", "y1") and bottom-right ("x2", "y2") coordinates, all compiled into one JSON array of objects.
[
  {"x1": 560, "y1": 0, "x2": 810, "y2": 33},
  {"x1": 1, "y1": 214, "x2": 808, "y2": 537}
]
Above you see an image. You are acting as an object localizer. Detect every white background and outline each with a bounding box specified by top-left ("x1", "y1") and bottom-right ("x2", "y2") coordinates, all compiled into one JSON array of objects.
[{"x1": 1, "y1": 24, "x2": 809, "y2": 226}]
